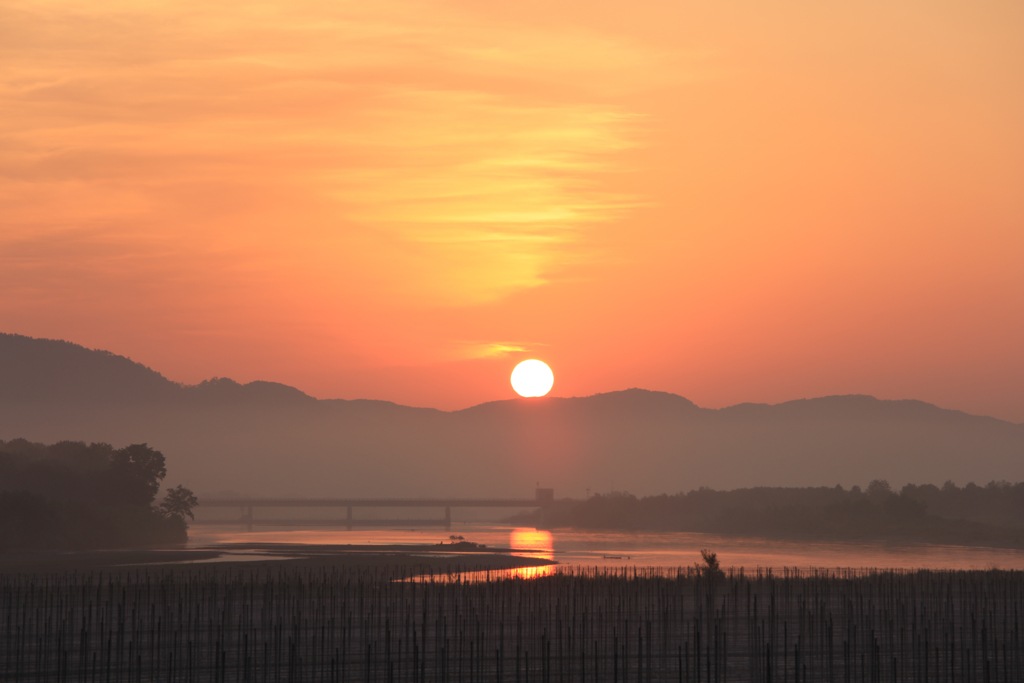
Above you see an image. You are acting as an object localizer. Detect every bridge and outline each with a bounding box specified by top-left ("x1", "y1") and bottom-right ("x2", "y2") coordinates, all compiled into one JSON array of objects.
[{"x1": 196, "y1": 489, "x2": 555, "y2": 531}]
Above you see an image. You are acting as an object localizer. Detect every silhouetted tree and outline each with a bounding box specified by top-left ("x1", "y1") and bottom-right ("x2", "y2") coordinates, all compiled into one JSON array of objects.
[
  {"x1": 529, "y1": 481, "x2": 1024, "y2": 546},
  {"x1": 866, "y1": 479, "x2": 892, "y2": 503},
  {"x1": 0, "y1": 439, "x2": 187, "y2": 550},
  {"x1": 109, "y1": 443, "x2": 166, "y2": 506},
  {"x1": 697, "y1": 549, "x2": 724, "y2": 581},
  {"x1": 159, "y1": 485, "x2": 198, "y2": 521}
]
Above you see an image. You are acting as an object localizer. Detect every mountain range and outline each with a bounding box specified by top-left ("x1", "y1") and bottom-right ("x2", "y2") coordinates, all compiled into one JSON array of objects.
[{"x1": 2, "y1": 332, "x2": 1022, "y2": 498}]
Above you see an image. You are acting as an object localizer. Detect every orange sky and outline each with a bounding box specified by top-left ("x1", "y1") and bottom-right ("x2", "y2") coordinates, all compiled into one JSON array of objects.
[{"x1": 2, "y1": 0, "x2": 1023, "y2": 421}]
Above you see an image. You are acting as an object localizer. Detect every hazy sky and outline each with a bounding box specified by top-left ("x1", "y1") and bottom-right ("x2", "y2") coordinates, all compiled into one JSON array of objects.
[{"x1": 2, "y1": 0, "x2": 1023, "y2": 420}]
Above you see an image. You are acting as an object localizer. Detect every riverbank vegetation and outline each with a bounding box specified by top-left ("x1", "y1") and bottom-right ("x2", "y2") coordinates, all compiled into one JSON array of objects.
[
  {"x1": 522, "y1": 480, "x2": 1024, "y2": 547},
  {"x1": 0, "y1": 438, "x2": 194, "y2": 551},
  {"x1": 2, "y1": 564, "x2": 1021, "y2": 681}
]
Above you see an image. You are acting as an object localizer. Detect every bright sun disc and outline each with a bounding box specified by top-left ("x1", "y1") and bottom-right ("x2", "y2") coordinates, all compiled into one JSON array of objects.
[{"x1": 511, "y1": 359, "x2": 554, "y2": 397}]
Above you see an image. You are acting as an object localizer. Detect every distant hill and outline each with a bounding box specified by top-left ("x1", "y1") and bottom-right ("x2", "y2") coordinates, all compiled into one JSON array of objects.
[
  {"x1": 0, "y1": 333, "x2": 179, "y2": 403},
  {"x1": 2, "y1": 332, "x2": 1022, "y2": 498}
]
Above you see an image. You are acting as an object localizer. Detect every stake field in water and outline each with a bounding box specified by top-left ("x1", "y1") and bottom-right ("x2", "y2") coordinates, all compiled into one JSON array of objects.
[{"x1": 1, "y1": 565, "x2": 1022, "y2": 682}]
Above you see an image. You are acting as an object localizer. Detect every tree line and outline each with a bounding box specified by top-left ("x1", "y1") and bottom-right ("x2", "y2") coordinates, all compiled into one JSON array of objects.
[
  {"x1": 527, "y1": 480, "x2": 1024, "y2": 547},
  {"x1": 0, "y1": 438, "x2": 197, "y2": 551}
]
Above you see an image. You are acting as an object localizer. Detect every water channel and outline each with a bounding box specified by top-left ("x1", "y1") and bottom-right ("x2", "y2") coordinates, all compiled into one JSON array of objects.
[{"x1": 188, "y1": 523, "x2": 1024, "y2": 572}]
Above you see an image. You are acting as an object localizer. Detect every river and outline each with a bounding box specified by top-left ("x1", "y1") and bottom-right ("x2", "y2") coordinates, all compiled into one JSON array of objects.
[{"x1": 188, "y1": 523, "x2": 1024, "y2": 571}]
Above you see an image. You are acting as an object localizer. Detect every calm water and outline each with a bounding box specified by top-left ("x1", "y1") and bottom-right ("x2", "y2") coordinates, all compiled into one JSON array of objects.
[{"x1": 189, "y1": 523, "x2": 1024, "y2": 571}]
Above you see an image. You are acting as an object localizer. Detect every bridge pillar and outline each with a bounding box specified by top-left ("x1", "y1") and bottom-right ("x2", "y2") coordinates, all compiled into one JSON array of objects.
[
  {"x1": 346, "y1": 506, "x2": 353, "y2": 530},
  {"x1": 444, "y1": 506, "x2": 451, "y2": 531}
]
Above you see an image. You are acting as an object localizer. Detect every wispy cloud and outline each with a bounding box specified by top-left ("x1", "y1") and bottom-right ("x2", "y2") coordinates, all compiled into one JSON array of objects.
[
  {"x1": 1, "y1": 0, "x2": 659, "y2": 311},
  {"x1": 458, "y1": 341, "x2": 535, "y2": 359}
]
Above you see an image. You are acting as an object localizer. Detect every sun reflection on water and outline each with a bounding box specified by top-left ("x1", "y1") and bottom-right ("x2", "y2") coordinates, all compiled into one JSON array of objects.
[
  {"x1": 508, "y1": 527, "x2": 555, "y2": 579},
  {"x1": 406, "y1": 528, "x2": 557, "y2": 582}
]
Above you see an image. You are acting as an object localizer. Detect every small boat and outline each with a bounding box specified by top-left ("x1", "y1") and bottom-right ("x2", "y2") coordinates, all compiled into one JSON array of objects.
[{"x1": 603, "y1": 555, "x2": 623, "y2": 559}]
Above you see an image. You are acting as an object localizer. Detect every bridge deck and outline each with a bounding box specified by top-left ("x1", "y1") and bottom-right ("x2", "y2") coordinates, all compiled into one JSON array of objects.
[
  {"x1": 200, "y1": 498, "x2": 545, "y2": 508},
  {"x1": 190, "y1": 518, "x2": 451, "y2": 526}
]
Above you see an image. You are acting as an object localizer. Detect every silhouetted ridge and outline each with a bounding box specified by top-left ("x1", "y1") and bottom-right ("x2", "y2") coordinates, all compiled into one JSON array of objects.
[
  {"x1": 572, "y1": 388, "x2": 699, "y2": 414},
  {"x1": 0, "y1": 333, "x2": 178, "y2": 402},
  {"x1": 3, "y1": 331, "x2": 1023, "y2": 498},
  {"x1": 0, "y1": 333, "x2": 322, "y2": 407},
  {"x1": 718, "y1": 394, "x2": 1003, "y2": 424},
  {"x1": 184, "y1": 378, "x2": 316, "y2": 405},
  {"x1": 457, "y1": 388, "x2": 699, "y2": 418},
  {"x1": 320, "y1": 398, "x2": 446, "y2": 416}
]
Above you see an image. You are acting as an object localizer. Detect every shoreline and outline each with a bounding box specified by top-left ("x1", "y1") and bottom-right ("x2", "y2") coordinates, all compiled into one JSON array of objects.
[{"x1": 0, "y1": 542, "x2": 556, "y2": 574}]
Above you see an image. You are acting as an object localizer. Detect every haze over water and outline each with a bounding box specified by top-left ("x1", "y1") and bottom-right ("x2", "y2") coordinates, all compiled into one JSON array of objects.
[{"x1": 189, "y1": 525, "x2": 1024, "y2": 572}]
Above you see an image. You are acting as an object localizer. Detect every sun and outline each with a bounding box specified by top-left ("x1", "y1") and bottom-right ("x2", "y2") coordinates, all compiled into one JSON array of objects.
[{"x1": 511, "y1": 359, "x2": 554, "y2": 397}]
